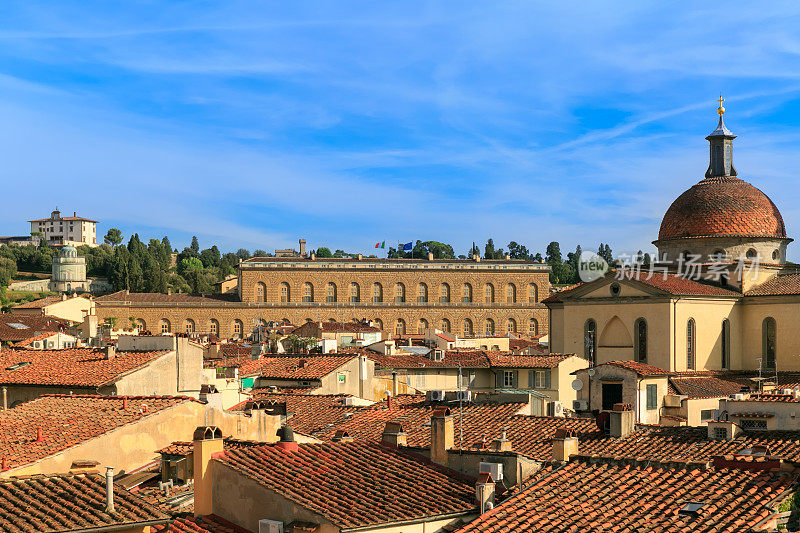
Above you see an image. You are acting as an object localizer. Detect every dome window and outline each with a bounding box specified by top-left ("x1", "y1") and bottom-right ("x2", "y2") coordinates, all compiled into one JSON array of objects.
[
  {"x1": 746, "y1": 248, "x2": 758, "y2": 260},
  {"x1": 772, "y1": 250, "x2": 780, "y2": 261},
  {"x1": 610, "y1": 283, "x2": 621, "y2": 297}
]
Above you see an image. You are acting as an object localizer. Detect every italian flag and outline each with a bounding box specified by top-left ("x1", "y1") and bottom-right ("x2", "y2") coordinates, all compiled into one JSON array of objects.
[{"x1": 375, "y1": 241, "x2": 385, "y2": 249}]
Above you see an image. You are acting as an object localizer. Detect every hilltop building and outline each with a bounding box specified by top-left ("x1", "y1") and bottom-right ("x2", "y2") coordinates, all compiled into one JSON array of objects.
[{"x1": 29, "y1": 208, "x2": 98, "y2": 247}]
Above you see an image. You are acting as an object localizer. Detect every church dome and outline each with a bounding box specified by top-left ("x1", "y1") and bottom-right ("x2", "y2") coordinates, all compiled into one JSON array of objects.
[{"x1": 658, "y1": 175, "x2": 787, "y2": 240}]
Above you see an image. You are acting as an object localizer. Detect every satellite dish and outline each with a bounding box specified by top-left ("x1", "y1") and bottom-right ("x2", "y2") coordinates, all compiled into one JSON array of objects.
[
  {"x1": 587, "y1": 368, "x2": 596, "y2": 377},
  {"x1": 571, "y1": 379, "x2": 583, "y2": 391}
]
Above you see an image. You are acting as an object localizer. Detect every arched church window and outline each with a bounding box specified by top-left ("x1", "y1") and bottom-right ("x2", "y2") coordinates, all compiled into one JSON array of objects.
[
  {"x1": 762, "y1": 317, "x2": 776, "y2": 369},
  {"x1": 634, "y1": 318, "x2": 647, "y2": 363}
]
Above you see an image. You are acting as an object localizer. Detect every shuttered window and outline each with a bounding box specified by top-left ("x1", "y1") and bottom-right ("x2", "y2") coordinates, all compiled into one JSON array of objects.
[{"x1": 646, "y1": 384, "x2": 658, "y2": 410}]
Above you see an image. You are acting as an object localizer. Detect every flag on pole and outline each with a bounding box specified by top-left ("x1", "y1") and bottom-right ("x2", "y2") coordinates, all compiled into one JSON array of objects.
[
  {"x1": 402, "y1": 242, "x2": 413, "y2": 251},
  {"x1": 375, "y1": 241, "x2": 385, "y2": 249}
]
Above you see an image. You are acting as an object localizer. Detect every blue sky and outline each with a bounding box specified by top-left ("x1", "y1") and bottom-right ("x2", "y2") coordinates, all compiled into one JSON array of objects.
[{"x1": 2, "y1": 2, "x2": 800, "y2": 259}]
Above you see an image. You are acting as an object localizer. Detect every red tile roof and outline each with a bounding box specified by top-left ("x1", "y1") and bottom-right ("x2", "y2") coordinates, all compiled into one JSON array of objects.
[
  {"x1": 0, "y1": 394, "x2": 198, "y2": 471},
  {"x1": 210, "y1": 354, "x2": 357, "y2": 379},
  {"x1": 658, "y1": 175, "x2": 787, "y2": 241},
  {"x1": 368, "y1": 349, "x2": 574, "y2": 370},
  {"x1": 156, "y1": 438, "x2": 261, "y2": 456},
  {"x1": 0, "y1": 471, "x2": 169, "y2": 532},
  {"x1": 0, "y1": 315, "x2": 69, "y2": 342},
  {"x1": 599, "y1": 360, "x2": 670, "y2": 376},
  {"x1": 232, "y1": 393, "x2": 369, "y2": 436},
  {"x1": 11, "y1": 296, "x2": 66, "y2": 310},
  {"x1": 320, "y1": 322, "x2": 380, "y2": 333},
  {"x1": 12, "y1": 332, "x2": 62, "y2": 348},
  {"x1": 219, "y1": 441, "x2": 476, "y2": 528},
  {"x1": 0, "y1": 348, "x2": 170, "y2": 387},
  {"x1": 746, "y1": 272, "x2": 800, "y2": 296},
  {"x1": 455, "y1": 457, "x2": 796, "y2": 533},
  {"x1": 669, "y1": 374, "x2": 746, "y2": 398},
  {"x1": 153, "y1": 515, "x2": 253, "y2": 533}
]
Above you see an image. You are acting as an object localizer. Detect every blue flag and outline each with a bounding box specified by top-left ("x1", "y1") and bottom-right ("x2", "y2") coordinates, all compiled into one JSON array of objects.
[{"x1": 402, "y1": 242, "x2": 413, "y2": 251}]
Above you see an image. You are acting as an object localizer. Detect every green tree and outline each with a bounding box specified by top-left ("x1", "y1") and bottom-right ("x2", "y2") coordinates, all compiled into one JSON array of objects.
[
  {"x1": 484, "y1": 239, "x2": 496, "y2": 260},
  {"x1": 104, "y1": 228, "x2": 123, "y2": 246},
  {"x1": 507, "y1": 241, "x2": 531, "y2": 260},
  {"x1": 190, "y1": 236, "x2": 200, "y2": 254},
  {"x1": 315, "y1": 247, "x2": 333, "y2": 258},
  {"x1": 467, "y1": 243, "x2": 480, "y2": 257},
  {"x1": 178, "y1": 257, "x2": 203, "y2": 277},
  {"x1": 200, "y1": 246, "x2": 221, "y2": 268},
  {"x1": 598, "y1": 243, "x2": 613, "y2": 264},
  {"x1": 235, "y1": 249, "x2": 251, "y2": 261},
  {"x1": 0, "y1": 257, "x2": 17, "y2": 296},
  {"x1": 545, "y1": 242, "x2": 562, "y2": 266}
]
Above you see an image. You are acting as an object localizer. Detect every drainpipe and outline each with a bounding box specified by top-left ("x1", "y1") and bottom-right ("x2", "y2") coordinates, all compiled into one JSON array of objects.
[
  {"x1": 2, "y1": 387, "x2": 6, "y2": 410},
  {"x1": 105, "y1": 467, "x2": 115, "y2": 513},
  {"x1": 672, "y1": 297, "x2": 681, "y2": 372}
]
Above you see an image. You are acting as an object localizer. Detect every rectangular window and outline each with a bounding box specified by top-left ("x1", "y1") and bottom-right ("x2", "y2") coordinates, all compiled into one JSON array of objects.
[
  {"x1": 700, "y1": 409, "x2": 715, "y2": 422},
  {"x1": 503, "y1": 370, "x2": 514, "y2": 388},
  {"x1": 337, "y1": 373, "x2": 346, "y2": 384},
  {"x1": 646, "y1": 384, "x2": 658, "y2": 410},
  {"x1": 740, "y1": 419, "x2": 768, "y2": 430},
  {"x1": 529, "y1": 370, "x2": 552, "y2": 389}
]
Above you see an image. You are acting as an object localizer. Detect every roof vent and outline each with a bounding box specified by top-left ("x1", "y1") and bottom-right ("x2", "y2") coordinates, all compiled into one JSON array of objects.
[
  {"x1": 192, "y1": 426, "x2": 222, "y2": 441},
  {"x1": 6, "y1": 362, "x2": 31, "y2": 371}
]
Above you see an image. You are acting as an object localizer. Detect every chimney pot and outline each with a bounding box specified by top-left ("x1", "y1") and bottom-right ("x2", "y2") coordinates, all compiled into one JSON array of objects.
[
  {"x1": 357, "y1": 253, "x2": 363, "y2": 260},
  {"x1": 105, "y1": 467, "x2": 115, "y2": 513},
  {"x1": 381, "y1": 422, "x2": 407, "y2": 447},
  {"x1": 430, "y1": 409, "x2": 454, "y2": 465},
  {"x1": 104, "y1": 345, "x2": 116, "y2": 360},
  {"x1": 36, "y1": 428, "x2": 44, "y2": 442},
  {"x1": 428, "y1": 252, "x2": 434, "y2": 261},
  {"x1": 476, "y1": 472, "x2": 496, "y2": 514},
  {"x1": 609, "y1": 408, "x2": 635, "y2": 438},
  {"x1": 122, "y1": 397, "x2": 128, "y2": 410},
  {"x1": 1, "y1": 456, "x2": 7, "y2": 470}
]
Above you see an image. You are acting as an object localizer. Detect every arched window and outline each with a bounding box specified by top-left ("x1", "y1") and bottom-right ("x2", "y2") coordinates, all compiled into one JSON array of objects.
[
  {"x1": 186, "y1": 319, "x2": 195, "y2": 334},
  {"x1": 306, "y1": 318, "x2": 313, "y2": 323},
  {"x1": 721, "y1": 319, "x2": 730, "y2": 369},
  {"x1": 462, "y1": 283, "x2": 473, "y2": 303},
  {"x1": 233, "y1": 319, "x2": 243, "y2": 339},
  {"x1": 303, "y1": 282, "x2": 314, "y2": 302},
  {"x1": 584, "y1": 319, "x2": 597, "y2": 363},
  {"x1": 440, "y1": 283, "x2": 450, "y2": 303},
  {"x1": 529, "y1": 318, "x2": 539, "y2": 335},
  {"x1": 528, "y1": 283, "x2": 538, "y2": 303},
  {"x1": 373, "y1": 318, "x2": 383, "y2": 330},
  {"x1": 161, "y1": 319, "x2": 171, "y2": 334},
  {"x1": 327, "y1": 282, "x2": 337, "y2": 302},
  {"x1": 136, "y1": 319, "x2": 146, "y2": 332},
  {"x1": 395, "y1": 283, "x2": 406, "y2": 303},
  {"x1": 634, "y1": 318, "x2": 647, "y2": 363},
  {"x1": 209, "y1": 319, "x2": 219, "y2": 336},
  {"x1": 507, "y1": 318, "x2": 517, "y2": 333},
  {"x1": 506, "y1": 283, "x2": 517, "y2": 303},
  {"x1": 772, "y1": 249, "x2": 780, "y2": 261},
  {"x1": 280, "y1": 282, "x2": 290, "y2": 302},
  {"x1": 256, "y1": 282, "x2": 266, "y2": 303},
  {"x1": 485, "y1": 284, "x2": 495, "y2": 303},
  {"x1": 441, "y1": 318, "x2": 451, "y2": 333},
  {"x1": 349, "y1": 282, "x2": 360, "y2": 303},
  {"x1": 417, "y1": 283, "x2": 428, "y2": 303},
  {"x1": 763, "y1": 317, "x2": 776, "y2": 369},
  {"x1": 485, "y1": 318, "x2": 495, "y2": 335},
  {"x1": 372, "y1": 283, "x2": 383, "y2": 303},
  {"x1": 686, "y1": 319, "x2": 696, "y2": 370},
  {"x1": 418, "y1": 318, "x2": 428, "y2": 334},
  {"x1": 746, "y1": 248, "x2": 758, "y2": 260},
  {"x1": 463, "y1": 318, "x2": 473, "y2": 336},
  {"x1": 395, "y1": 318, "x2": 406, "y2": 335}
]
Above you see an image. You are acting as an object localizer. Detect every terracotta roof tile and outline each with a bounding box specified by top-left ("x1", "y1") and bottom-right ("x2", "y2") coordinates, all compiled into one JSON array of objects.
[
  {"x1": 11, "y1": 296, "x2": 66, "y2": 310},
  {"x1": 0, "y1": 394, "x2": 198, "y2": 471},
  {"x1": 153, "y1": 515, "x2": 253, "y2": 533},
  {"x1": 219, "y1": 441, "x2": 476, "y2": 528},
  {"x1": 367, "y1": 349, "x2": 574, "y2": 370},
  {"x1": 0, "y1": 471, "x2": 169, "y2": 532},
  {"x1": 0, "y1": 348, "x2": 170, "y2": 387},
  {"x1": 0, "y1": 315, "x2": 69, "y2": 343},
  {"x1": 658, "y1": 175, "x2": 787, "y2": 241},
  {"x1": 746, "y1": 272, "x2": 800, "y2": 296},
  {"x1": 208, "y1": 354, "x2": 356, "y2": 379},
  {"x1": 96, "y1": 291, "x2": 238, "y2": 304},
  {"x1": 601, "y1": 360, "x2": 670, "y2": 376},
  {"x1": 456, "y1": 458, "x2": 796, "y2": 532},
  {"x1": 12, "y1": 332, "x2": 62, "y2": 348}
]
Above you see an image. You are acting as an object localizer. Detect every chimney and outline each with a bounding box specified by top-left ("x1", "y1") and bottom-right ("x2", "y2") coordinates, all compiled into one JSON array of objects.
[
  {"x1": 489, "y1": 429, "x2": 513, "y2": 452},
  {"x1": 69, "y1": 459, "x2": 100, "y2": 474},
  {"x1": 357, "y1": 253, "x2": 363, "y2": 260},
  {"x1": 104, "y1": 345, "x2": 116, "y2": 360},
  {"x1": 386, "y1": 393, "x2": 394, "y2": 410},
  {"x1": 2, "y1": 387, "x2": 6, "y2": 410},
  {"x1": 707, "y1": 420, "x2": 743, "y2": 441},
  {"x1": 122, "y1": 397, "x2": 128, "y2": 410},
  {"x1": 552, "y1": 428, "x2": 578, "y2": 462},
  {"x1": 475, "y1": 472, "x2": 496, "y2": 514},
  {"x1": 381, "y1": 422, "x2": 407, "y2": 447},
  {"x1": 310, "y1": 252, "x2": 316, "y2": 260},
  {"x1": 609, "y1": 403, "x2": 634, "y2": 438},
  {"x1": 36, "y1": 428, "x2": 44, "y2": 442},
  {"x1": 1, "y1": 457, "x2": 8, "y2": 470},
  {"x1": 105, "y1": 467, "x2": 115, "y2": 513},
  {"x1": 504, "y1": 254, "x2": 510, "y2": 260},
  {"x1": 473, "y1": 254, "x2": 481, "y2": 262},
  {"x1": 299, "y1": 239, "x2": 306, "y2": 256},
  {"x1": 193, "y1": 426, "x2": 224, "y2": 517},
  {"x1": 276, "y1": 424, "x2": 299, "y2": 452},
  {"x1": 73, "y1": 211, "x2": 77, "y2": 217},
  {"x1": 430, "y1": 406, "x2": 454, "y2": 465},
  {"x1": 428, "y1": 252, "x2": 434, "y2": 261}
]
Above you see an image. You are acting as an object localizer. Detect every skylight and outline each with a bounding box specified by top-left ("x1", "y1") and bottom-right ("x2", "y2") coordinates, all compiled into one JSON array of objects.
[
  {"x1": 6, "y1": 362, "x2": 32, "y2": 371},
  {"x1": 678, "y1": 502, "x2": 707, "y2": 516},
  {"x1": 7, "y1": 323, "x2": 29, "y2": 329}
]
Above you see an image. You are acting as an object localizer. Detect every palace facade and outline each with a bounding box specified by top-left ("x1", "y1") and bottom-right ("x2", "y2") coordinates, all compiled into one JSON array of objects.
[{"x1": 97, "y1": 255, "x2": 551, "y2": 339}]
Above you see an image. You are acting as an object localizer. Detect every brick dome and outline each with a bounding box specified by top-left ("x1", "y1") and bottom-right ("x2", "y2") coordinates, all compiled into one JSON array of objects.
[{"x1": 658, "y1": 176, "x2": 787, "y2": 241}]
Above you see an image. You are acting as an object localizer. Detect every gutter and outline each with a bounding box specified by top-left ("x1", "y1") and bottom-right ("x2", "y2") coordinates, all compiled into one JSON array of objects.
[
  {"x1": 67, "y1": 518, "x2": 171, "y2": 532},
  {"x1": 340, "y1": 509, "x2": 477, "y2": 532}
]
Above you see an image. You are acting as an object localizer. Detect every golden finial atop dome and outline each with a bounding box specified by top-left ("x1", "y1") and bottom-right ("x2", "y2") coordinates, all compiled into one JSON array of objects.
[{"x1": 717, "y1": 94, "x2": 725, "y2": 115}]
